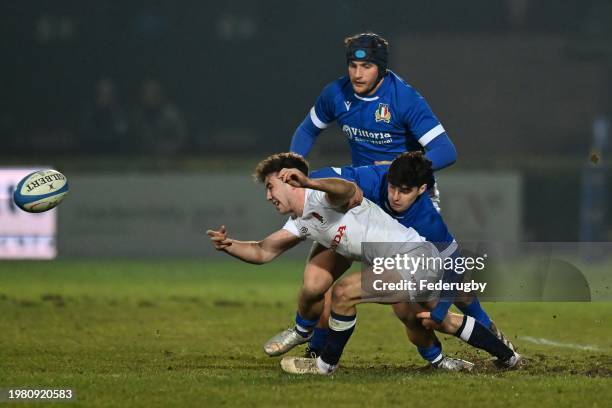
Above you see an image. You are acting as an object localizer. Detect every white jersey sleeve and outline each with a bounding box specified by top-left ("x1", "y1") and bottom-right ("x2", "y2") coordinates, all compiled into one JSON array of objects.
[{"x1": 282, "y1": 217, "x2": 303, "y2": 238}]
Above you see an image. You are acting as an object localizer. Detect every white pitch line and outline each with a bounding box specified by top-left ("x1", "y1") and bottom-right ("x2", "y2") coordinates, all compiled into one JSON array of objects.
[{"x1": 520, "y1": 336, "x2": 602, "y2": 351}]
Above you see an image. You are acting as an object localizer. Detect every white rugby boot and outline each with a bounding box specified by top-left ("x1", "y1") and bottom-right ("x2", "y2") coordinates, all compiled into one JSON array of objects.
[
  {"x1": 280, "y1": 356, "x2": 335, "y2": 375},
  {"x1": 432, "y1": 356, "x2": 475, "y2": 372},
  {"x1": 493, "y1": 352, "x2": 523, "y2": 370},
  {"x1": 263, "y1": 328, "x2": 311, "y2": 357}
]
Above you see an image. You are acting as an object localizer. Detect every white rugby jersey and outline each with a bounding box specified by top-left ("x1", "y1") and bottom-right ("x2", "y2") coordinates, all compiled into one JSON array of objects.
[{"x1": 283, "y1": 189, "x2": 425, "y2": 261}]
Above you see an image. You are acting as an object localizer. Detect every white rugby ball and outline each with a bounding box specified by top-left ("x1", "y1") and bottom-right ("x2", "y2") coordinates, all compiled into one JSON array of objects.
[{"x1": 13, "y1": 169, "x2": 69, "y2": 213}]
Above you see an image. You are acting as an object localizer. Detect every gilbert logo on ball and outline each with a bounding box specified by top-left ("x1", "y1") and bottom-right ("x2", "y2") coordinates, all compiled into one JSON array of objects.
[{"x1": 13, "y1": 169, "x2": 69, "y2": 213}]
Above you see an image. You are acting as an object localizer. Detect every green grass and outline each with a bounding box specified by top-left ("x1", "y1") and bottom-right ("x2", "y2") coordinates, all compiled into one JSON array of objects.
[{"x1": 0, "y1": 260, "x2": 610, "y2": 407}]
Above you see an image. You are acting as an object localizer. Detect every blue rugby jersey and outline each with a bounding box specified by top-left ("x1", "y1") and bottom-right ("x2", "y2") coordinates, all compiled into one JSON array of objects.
[
  {"x1": 310, "y1": 164, "x2": 461, "y2": 322},
  {"x1": 290, "y1": 71, "x2": 456, "y2": 170},
  {"x1": 310, "y1": 165, "x2": 455, "y2": 249}
]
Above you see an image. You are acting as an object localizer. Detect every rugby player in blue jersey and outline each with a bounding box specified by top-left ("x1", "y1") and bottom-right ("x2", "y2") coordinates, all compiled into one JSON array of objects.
[
  {"x1": 280, "y1": 32, "x2": 503, "y2": 364},
  {"x1": 302, "y1": 152, "x2": 515, "y2": 367},
  {"x1": 290, "y1": 32, "x2": 456, "y2": 171}
]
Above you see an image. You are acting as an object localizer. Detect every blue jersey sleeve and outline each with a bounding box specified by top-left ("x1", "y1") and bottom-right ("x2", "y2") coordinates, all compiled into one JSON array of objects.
[
  {"x1": 289, "y1": 115, "x2": 323, "y2": 157},
  {"x1": 310, "y1": 165, "x2": 388, "y2": 203},
  {"x1": 424, "y1": 133, "x2": 457, "y2": 170},
  {"x1": 349, "y1": 166, "x2": 388, "y2": 201},
  {"x1": 400, "y1": 88, "x2": 456, "y2": 170},
  {"x1": 289, "y1": 81, "x2": 339, "y2": 157}
]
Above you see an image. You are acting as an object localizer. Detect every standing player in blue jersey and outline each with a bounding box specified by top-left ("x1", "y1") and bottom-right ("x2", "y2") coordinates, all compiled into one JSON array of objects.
[{"x1": 290, "y1": 32, "x2": 456, "y2": 170}]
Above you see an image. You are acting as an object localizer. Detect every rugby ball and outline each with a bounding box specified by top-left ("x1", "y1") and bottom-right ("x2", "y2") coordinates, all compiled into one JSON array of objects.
[{"x1": 13, "y1": 169, "x2": 69, "y2": 213}]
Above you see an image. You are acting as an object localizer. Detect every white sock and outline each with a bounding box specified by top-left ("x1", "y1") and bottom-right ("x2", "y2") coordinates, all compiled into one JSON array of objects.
[
  {"x1": 295, "y1": 324, "x2": 312, "y2": 337},
  {"x1": 316, "y1": 356, "x2": 336, "y2": 374}
]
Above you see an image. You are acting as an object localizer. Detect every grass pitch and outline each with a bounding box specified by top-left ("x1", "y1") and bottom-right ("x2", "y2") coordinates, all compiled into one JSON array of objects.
[{"x1": 0, "y1": 260, "x2": 611, "y2": 407}]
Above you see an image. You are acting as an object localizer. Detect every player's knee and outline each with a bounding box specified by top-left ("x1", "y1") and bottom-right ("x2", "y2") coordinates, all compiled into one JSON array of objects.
[{"x1": 331, "y1": 281, "x2": 353, "y2": 308}]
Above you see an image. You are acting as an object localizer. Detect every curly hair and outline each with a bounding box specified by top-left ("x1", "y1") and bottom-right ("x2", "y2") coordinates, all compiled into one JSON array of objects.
[
  {"x1": 253, "y1": 152, "x2": 309, "y2": 183},
  {"x1": 387, "y1": 151, "x2": 434, "y2": 189},
  {"x1": 343, "y1": 32, "x2": 389, "y2": 48}
]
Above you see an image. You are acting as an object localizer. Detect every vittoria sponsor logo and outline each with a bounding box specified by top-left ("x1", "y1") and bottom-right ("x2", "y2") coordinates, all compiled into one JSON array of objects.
[
  {"x1": 330, "y1": 225, "x2": 346, "y2": 250},
  {"x1": 374, "y1": 103, "x2": 391, "y2": 123},
  {"x1": 312, "y1": 212, "x2": 324, "y2": 223},
  {"x1": 341, "y1": 125, "x2": 392, "y2": 145}
]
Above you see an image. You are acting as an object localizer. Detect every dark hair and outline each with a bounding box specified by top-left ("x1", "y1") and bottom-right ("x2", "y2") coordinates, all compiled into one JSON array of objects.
[
  {"x1": 343, "y1": 32, "x2": 389, "y2": 49},
  {"x1": 253, "y1": 152, "x2": 309, "y2": 183},
  {"x1": 387, "y1": 151, "x2": 434, "y2": 189}
]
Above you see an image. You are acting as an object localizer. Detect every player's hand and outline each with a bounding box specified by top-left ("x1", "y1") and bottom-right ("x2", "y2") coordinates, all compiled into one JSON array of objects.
[
  {"x1": 206, "y1": 225, "x2": 232, "y2": 250},
  {"x1": 346, "y1": 186, "x2": 363, "y2": 209},
  {"x1": 279, "y1": 168, "x2": 310, "y2": 188},
  {"x1": 416, "y1": 311, "x2": 442, "y2": 330}
]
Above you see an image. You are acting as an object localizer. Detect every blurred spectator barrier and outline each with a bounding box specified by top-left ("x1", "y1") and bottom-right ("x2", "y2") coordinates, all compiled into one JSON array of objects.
[
  {"x1": 52, "y1": 172, "x2": 521, "y2": 259},
  {"x1": 0, "y1": 168, "x2": 58, "y2": 259}
]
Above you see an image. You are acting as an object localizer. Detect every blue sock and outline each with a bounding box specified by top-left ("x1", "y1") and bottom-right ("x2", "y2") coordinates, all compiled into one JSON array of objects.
[
  {"x1": 456, "y1": 315, "x2": 513, "y2": 361},
  {"x1": 309, "y1": 327, "x2": 329, "y2": 351},
  {"x1": 457, "y1": 297, "x2": 492, "y2": 329},
  {"x1": 294, "y1": 312, "x2": 319, "y2": 338},
  {"x1": 417, "y1": 341, "x2": 443, "y2": 364},
  {"x1": 321, "y1": 312, "x2": 356, "y2": 366}
]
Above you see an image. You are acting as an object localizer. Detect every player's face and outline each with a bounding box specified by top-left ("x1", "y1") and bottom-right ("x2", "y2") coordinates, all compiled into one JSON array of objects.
[
  {"x1": 264, "y1": 173, "x2": 293, "y2": 214},
  {"x1": 387, "y1": 183, "x2": 426, "y2": 213},
  {"x1": 348, "y1": 60, "x2": 380, "y2": 95}
]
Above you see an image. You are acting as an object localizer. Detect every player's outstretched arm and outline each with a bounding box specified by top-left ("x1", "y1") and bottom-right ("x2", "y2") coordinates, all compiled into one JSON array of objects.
[
  {"x1": 206, "y1": 226, "x2": 301, "y2": 265},
  {"x1": 278, "y1": 168, "x2": 361, "y2": 208}
]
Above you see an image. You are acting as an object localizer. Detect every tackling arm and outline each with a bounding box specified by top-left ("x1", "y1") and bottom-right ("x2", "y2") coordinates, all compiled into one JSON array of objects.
[
  {"x1": 279, "y1": 168, "x2": 359, "y2": 208},
  {"x1": 206, "y1": 226, "x2": 301, "y2": 265}
]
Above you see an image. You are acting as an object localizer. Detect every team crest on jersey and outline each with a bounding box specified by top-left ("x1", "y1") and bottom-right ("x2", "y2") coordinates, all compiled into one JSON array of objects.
[{"x1": 374, "y1": 103, "x2": 391, "y2": 123}]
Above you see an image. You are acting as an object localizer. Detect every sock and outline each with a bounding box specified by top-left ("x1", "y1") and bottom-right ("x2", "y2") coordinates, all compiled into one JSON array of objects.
[
  {"x1": 309, "y1": 327, "x2": 329, "y2": 352},
  {"x1": 417, "y1": 341, "x2": 443, "y2": 364},
  {"x1": 316, "y1": 356, "x2": 336, "y2": 374},
  {"x1": 294, "y1": 312, "x2": 319, "y2": 338},
  {"x1": 320, "y1": 311, "x2": 357, "y2": 366},
  {"x1": 457, "y1": 297, "x2": 492, "y2": 329},
  {"x1": 455, "y1": 315, "x2": 514, "y2": 361}
]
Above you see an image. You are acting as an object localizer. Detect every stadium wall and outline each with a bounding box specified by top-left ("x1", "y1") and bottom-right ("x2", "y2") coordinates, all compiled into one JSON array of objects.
[{"x1": 54, "y1": 172, "x2": 521, "y2": 258}]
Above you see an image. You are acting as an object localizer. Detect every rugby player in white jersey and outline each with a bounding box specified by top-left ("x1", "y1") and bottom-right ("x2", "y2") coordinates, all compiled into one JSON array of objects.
[{"x1": 207, "y1": 153, "x2": 521, "y2": 373}]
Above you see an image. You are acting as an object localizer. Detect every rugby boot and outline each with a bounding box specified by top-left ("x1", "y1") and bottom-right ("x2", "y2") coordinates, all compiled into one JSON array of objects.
[
  {"x1": 280, "y1": 357, "x2": 334, "y2": 375},
  {"x1": 432, "y1": 356, "x2": 475, "y2": 372},
  {"x1": 493, "y1": 352, "x2": 523, "y2": 370},
  {"x1": 264, "y1": 328, "x2": 311, "y2": 356}
]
